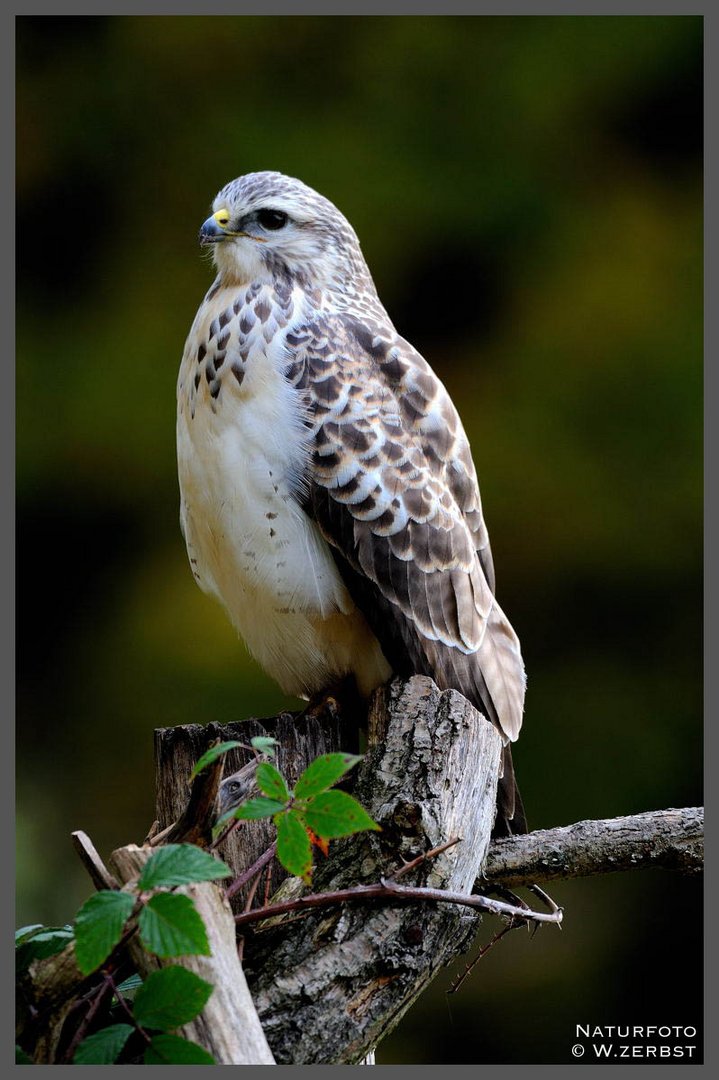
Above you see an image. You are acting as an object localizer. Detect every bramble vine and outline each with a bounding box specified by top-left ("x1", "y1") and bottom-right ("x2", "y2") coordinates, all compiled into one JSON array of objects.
[{"x1": 15, "y1": 739, "x2": 380, "y2": 1065}]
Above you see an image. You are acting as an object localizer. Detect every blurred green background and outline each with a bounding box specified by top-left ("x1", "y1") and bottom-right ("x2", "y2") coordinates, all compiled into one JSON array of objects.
[{"x1": 16, "y1": 15, "x2": 702, "y2": 1065}]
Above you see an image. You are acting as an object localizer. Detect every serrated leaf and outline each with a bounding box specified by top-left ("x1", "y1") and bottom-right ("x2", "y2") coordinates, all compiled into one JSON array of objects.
[
  {"x1": 294, "y1": 753, "x2": 363, "y2": 799},
  {"x1": 303, "y1": 790, "x2": 381, "y2": 839},
  {"x1": 138, "y1": 844, "x2": 232, "y2": 890},
  {"x1": 255, "y1": 762, "x2": 290, "y2": 802},
  {"x1": 139, "y1": 893, "x2": 210, "y2": 958},
  {"x1": 190, "y1": 740, "x2": 244, "y2": 779},
  {"x1": 144, "y1": 1033, "x2": 215, "y2": 1064},
  {"x1": 132, "y1": 966, "x2": 213, "y2": 1030},
  {"x1": 276, "y1": 811, "x2": 313, "y2": 883},
  {"x1": 15, "y1": 927, "x2": 74, "y2": 972},
  {"x1": 250, "y1": 735, "x2": 278, "y2": 757},
  {"x1": 232, "y1": 796, "x2": 287, "y2": 820},
  {"x1": 73, "y1": 1023, "x2": 134, "y2": 1064},
  {"x1": 74, "y1": 892, "x2": 135, "y2": 975}
]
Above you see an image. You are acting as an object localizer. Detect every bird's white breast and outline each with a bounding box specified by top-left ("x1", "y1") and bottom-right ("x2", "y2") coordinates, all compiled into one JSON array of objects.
[{"x1": 176, "y1": 280, "x2": 390, "y2": 698}]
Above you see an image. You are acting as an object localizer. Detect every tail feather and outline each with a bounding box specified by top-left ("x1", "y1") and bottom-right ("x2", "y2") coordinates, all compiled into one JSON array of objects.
[
  {"x1": 476, "y1": 599, "x2": 526, "y2": 742},
  {"x1": 492, "y1": 743, "x2": 527, "y2": 838}
]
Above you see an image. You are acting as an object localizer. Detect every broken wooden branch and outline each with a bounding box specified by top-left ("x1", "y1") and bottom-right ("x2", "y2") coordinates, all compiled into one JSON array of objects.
[
  {"x1": 106, "y1": 843, "x2": 275, "y2": 1065},
  {"x1": 482, "y1": 806, "x2": 704, "y2": 887},
  {"x1": 71, "y1": 830, "x2": 119, "y2": 891}
]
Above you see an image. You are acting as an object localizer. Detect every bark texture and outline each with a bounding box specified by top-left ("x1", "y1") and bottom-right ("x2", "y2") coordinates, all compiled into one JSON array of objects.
[
  {"x1": 107, "y1": 844, "x2": 275, "y2": 1065},
  {"x1": 18, "y1": 943, "x2": 89, "y2": 1064},
  {"x1": 242, "y1": 676, "x2": 503, "y2": 1065},
  {"x1": 154, "y1": 708, "x2": 343, "y2": 910},
  {"x1": 482, "y1": 807, "x2": 704, "y2": 887}
]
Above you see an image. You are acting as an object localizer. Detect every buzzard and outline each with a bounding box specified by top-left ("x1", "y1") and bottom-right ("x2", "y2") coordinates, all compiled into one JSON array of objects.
[{"x1": 177, "y1": 172, "x2": 527, "y2": 835}]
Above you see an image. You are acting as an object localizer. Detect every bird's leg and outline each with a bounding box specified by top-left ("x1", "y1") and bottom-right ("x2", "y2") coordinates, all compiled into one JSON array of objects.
[
  {"x1": 302, "y1": 675, "x2": 368, "y2": 753},
  {"x1": 303, "y1": 673, "x2": 360, "y2": 720}
]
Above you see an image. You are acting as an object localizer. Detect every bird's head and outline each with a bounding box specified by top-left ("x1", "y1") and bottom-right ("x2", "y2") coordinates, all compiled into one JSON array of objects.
[
  {"x1": 198, "y1": 171, "x2": 375, "y2": 296},
  {"x1": 216, "y1": 758, "x2": 260, "y2": 820}
]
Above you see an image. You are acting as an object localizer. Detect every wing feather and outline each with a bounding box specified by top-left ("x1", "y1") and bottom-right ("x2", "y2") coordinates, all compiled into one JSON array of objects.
[{"x1": 288, "y1": 309, "x2": 526, "y2": 743}]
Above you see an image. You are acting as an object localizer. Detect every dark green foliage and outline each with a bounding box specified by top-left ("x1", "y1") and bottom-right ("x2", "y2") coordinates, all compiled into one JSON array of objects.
[
  {"x1": 226, "y1": 751, "x2": 378, "y2": 882},
  {"x1": 294, "y1": 753, "x2": 363, "y2": 799},
  {"x1": 144, "y1": 1034, "x2": 215, "y2": 1065},
  {"x1": 227, "y1": 796, "x2": 287, "y2": 821},
  {"x1": 302, "y1": 790, "x2": 381, "y2": 839},
  {"x1": 74, "y1": 893, "x2": 135, "y2": 975},
  {"x1": 190, "y1": 740, "x2": 244, "y2": 778},
  {"x1": 73, "y1": 1024, "x2": 134, "y2": 1065},
  {"x1": 255, "y1": 762, "x2": 290, "y2": 802},
  {"x1": 137, "y1": 845, "x2": 232, "y2": 890},
  {"x1": 132, "y1": 966, "x2": 214, "y2": 1031},
  {"x1": 15, "y1": 926, "x2": 74, "y2": 972},
  {"x1": 138, "y1": 893, "x2": 210, "y2": 958},
  {"x1": 275, "y1": 811, "x2": 313, "y2": 884},
  {"x1": 64, "y1": 863, "x2": 217, "y2": 1066}
]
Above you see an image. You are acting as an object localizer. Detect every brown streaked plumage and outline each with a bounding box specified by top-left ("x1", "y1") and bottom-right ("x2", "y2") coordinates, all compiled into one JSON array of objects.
[{"x1": 177, "y1": 172, "x2": 527, "y2": 835}]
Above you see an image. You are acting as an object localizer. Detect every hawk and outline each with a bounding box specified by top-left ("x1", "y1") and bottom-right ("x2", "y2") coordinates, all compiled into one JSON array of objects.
[{"x1": 177, "y1": 172, "x2": 527, "y2": 835}]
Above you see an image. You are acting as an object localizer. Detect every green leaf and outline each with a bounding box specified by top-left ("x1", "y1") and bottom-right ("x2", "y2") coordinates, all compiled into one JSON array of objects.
[
  {"x1": 250, "y1": 735, "x2": 278, "y2": 757},
  {"x1": 73, "y1": 1024, "x2": 134, "y2": 1064},
  {"x1": 133, "y1": 966, "x2": 213, "y2": 1030},
  {"x1": 15, "y1": 1045, "x2": 33, "y2": 1064},
  {"x1": 15, "y1": 927, "x2": 74, "y2": 971},
  {"x1": 294, "y1": 753, "x2": 363, "y2": 799},
  {"x1": 74, "y1": 892, "x2": 135, "y2": 975},
  {"x1": 115, "y1": 972, "x2": 143, "y2": 996},
  {"x1": 303, "y1": 790, "x2": 381, "y2": 839},
  {"x1": 138, "y1": 844, "x2": 232, "y2": 890},
  {"x1": 232, "y1": 796, "x2": 287, "y2": 820},
  {"x1": 276, "y1": 811, "x2": 313, "y2": 883},
  {"x1": 255, "y1": 762, "x2": 290, "y2": 802},
  {"x1": 190, "y1": 740, "x2": 244, "y2": 779},
  {"x1": 144, "y1": 1033, "x2": 215, "y2": 1064},
  {"x1": 15, "y1": 923, "x2": 44, "y2": 942},
  {"x1": 139, "y1": 893, "x2": 210, "y2": 958}
]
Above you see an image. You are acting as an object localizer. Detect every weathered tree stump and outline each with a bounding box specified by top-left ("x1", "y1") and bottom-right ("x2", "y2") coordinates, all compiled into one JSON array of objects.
[
  {"x1": 154, "y1": 708, "x2": 343, "y2": 910},
  {"x1": 18, "y1": 671, "x2": 701, "y2": 1066},
  {"x1": 156, "y1": 676, "x2": 504, "y2": 1064}
]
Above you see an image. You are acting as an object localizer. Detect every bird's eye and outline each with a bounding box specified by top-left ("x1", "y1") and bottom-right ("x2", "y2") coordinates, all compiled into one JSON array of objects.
[
  {"x1": 257, "y1": 209, "x2": 289, "y2": 231},
  {"x1": 226, "y1": 781, "x2": 240, "y2": 794}
]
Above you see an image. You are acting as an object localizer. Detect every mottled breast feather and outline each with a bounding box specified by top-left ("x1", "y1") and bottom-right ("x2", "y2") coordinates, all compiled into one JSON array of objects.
[{"x1": 285, "y1": 309, "x2": 526, "y2": 744}]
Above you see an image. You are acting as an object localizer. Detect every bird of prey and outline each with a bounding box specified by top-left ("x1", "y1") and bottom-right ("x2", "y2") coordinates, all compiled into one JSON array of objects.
[{"x1": 177, "y1": 171, "x2": 527, "y2": 835}]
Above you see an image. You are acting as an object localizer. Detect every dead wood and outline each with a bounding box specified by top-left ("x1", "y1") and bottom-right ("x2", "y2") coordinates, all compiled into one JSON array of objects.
[{"x1": 482, "y1": 807, "x2": 704, "y2": 887}]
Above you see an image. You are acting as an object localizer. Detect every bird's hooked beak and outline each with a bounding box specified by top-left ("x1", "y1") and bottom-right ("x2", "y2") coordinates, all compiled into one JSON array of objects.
[{"x1": 198, "y1": 208, "x2": 241, "y2": 246}]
